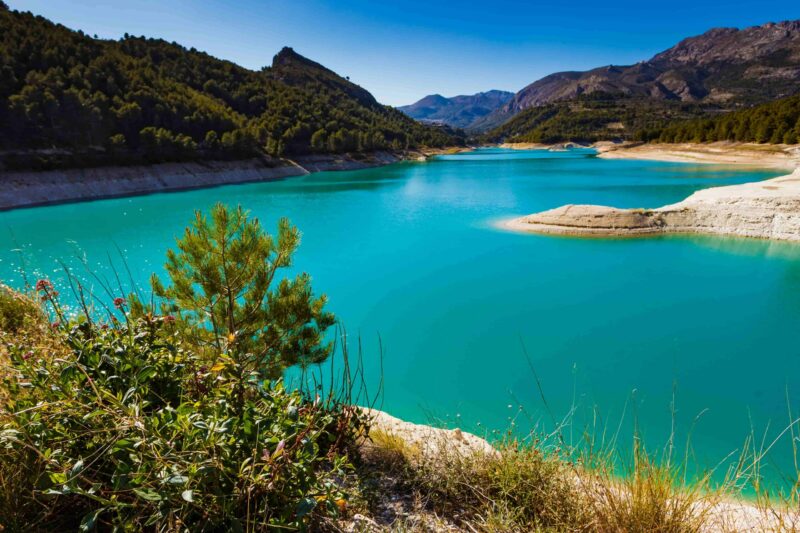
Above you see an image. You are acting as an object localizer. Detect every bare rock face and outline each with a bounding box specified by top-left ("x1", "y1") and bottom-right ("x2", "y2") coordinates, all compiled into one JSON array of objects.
[
  {"x1": 487, "y1": 19, "x2": 800, "y2": 124},
  {"x1": 361, "y1": 408, "x2": 496, "y2": 459},
  {"x1": 516, "y1": 205, "x2": 666, "y2": 235},
  {"x1": 506, "y1": 169, "x2": 800, "y2": 241}
]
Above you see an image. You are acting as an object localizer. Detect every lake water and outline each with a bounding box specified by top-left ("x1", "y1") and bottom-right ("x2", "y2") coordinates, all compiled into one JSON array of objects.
[{"x1": 2, "y1": 148, "x2": 799, "y2": 489}]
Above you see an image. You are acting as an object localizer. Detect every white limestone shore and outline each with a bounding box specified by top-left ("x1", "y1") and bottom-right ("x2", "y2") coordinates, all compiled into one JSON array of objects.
[{"x1": 503, "y1": 157, "x2": 800, "y2": 241}]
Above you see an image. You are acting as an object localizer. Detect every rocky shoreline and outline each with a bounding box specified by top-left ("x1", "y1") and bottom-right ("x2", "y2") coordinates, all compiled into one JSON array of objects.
[
  {"x1": 503, "y1": 168, "x2": 800, "y2": 241},
  {"x1": 0, "y1": 149, "x2": 463, "y2": 211}
]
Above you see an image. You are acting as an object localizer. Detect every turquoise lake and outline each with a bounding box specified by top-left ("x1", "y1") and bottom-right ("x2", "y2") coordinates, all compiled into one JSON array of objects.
[{"x1": 2, "y1": 148, "x2": 799, "y2": 488}]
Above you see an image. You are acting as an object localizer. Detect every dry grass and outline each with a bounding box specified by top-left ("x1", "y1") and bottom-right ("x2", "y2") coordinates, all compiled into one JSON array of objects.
[
  {"x1": 358, "y1": 419, "x2": 800, "y2": 533},
  {"x1": 0, "y1": 284, "x2": 64, "y2": 407},
  {"x1": 0, "y1": 285, "x2": 69, "y2": 529},
  {"x1": 582, "y1": 449, "x2": 720, "y2": 533},
  {"x1": 371, "y1": 431, "x2": 592, "y2": 532}
]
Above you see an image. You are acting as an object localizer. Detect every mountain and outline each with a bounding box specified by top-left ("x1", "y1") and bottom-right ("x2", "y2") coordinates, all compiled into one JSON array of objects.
[
  {"x1": 398, "y1": 90, "x2": 513, "y2": 131},
  {"x1": 485, "y1": 20, "x2": 800, "y2": 141},
  {"x1": 0, "y1": 6, "x2": 459, "y2": 170}
]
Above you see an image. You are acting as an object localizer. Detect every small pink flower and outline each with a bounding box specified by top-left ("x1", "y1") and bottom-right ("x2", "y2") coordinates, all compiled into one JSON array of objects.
[
  {"x1": 113, "y1": 297, "x2": 126, "y2": 309},
  {"x1": 163, "y1": 315, "x2": 176, "y2": 323},
  {"x1": 35, "y1": 279, "x2": 53, "y2": 292},
  {"x1": 23, "y1": 351, "x2": 34, "y2": 360},
  {"x1": 51, "y1": 321, "x2": 60, "y2": 329}
]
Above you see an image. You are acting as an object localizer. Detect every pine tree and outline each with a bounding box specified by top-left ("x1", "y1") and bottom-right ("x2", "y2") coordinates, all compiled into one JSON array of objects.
[{"x1": 151, "y1": 204, "x2": 335, "y2": 382}]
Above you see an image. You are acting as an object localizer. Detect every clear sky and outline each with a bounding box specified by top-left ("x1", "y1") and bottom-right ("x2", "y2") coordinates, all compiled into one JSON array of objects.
[{"x1": 8, "y1": 0, "x2": 800, "y2": 106}]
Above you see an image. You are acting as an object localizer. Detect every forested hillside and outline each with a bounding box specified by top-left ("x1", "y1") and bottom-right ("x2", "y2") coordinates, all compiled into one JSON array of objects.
[
  {"x1": 0, "y1": 5, "x2": 459, "y2": 170},
  {"x1": 483, "y1": 93, "x2": 716, "y2": 144},
  {"x1": 636, "y1": 94, "x2": 800, "y2": 144}
]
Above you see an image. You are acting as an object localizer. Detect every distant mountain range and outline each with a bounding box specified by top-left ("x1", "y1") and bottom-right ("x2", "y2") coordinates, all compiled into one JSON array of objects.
[
  {"x1": 484, "y1": 20, "x2": 800, "y2": 141},
  {"x1": 398, "y1": 90, "x2": 513, "y2": 130}
]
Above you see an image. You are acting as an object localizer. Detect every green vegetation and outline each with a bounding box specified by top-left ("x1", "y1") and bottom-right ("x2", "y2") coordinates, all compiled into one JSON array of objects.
[
  {"x1": 484, "y1": 93, "x2": 718, "y2": 144},
  {"x1": 485, "y1": 91, "x2": 800, "y2": 147},
  {"x1": 0, "y1": 6, "x2": 460, "y2": 171},
  {"x1": 0, "y1": 205, "x2": 365, "y2": 530},
  {"x1": 636, "y1": 94, "x2": 800, "y2": 144},
  {"x1": 147, "y1": 204, "x2": 335, "y2": 381}
]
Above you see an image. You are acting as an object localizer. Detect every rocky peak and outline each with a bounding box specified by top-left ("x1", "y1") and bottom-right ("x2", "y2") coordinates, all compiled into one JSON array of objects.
[{"x1": 650, "y1": 20, "x2": 800, "y2": 67}]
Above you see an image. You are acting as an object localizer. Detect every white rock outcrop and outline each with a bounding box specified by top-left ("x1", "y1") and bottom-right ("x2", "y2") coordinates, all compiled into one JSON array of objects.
[{"x1": 505, "y1": 168, "x2": 800, "y2": 241}]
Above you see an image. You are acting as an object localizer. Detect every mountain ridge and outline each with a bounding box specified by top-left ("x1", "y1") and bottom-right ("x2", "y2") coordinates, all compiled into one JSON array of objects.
[
  {"x1": 483, "y1": 20, "x2": 800, "y2": 132},
  {"x1": 483, "y1": 19, "x2": 800, "y2": 142},
  {"x1": 398, "y1": 90, "x2": 514, "y2": 130}
]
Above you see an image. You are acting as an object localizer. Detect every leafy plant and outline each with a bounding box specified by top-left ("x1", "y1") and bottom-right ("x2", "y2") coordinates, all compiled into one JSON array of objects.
[{"x1": 0, "y1": 207, "x2": 365, "y2": 531}]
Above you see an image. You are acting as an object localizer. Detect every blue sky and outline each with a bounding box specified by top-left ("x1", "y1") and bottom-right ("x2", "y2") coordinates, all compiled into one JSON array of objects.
[{"x1": 9, "y1": 0, "x2": 800, "y2": 106}]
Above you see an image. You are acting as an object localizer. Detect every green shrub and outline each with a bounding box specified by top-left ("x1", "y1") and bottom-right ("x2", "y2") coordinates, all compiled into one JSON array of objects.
[
  {"x1": 1, "y1": 315, "x2": 362, "y2": 530},
  {"x1": 0, "y1": 205, "x2": 364, "y2": 531}
]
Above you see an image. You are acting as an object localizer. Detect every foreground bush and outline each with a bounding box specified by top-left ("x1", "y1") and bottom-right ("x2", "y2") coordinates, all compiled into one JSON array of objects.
[{"x1": 0, "y1": 205, "x2": 364, "y2": 531}]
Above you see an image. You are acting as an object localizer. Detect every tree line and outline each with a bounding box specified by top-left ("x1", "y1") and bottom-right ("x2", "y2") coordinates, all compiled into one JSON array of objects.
[{"x1": 635, "y1": 94, "x2": 800, "y2": 144}]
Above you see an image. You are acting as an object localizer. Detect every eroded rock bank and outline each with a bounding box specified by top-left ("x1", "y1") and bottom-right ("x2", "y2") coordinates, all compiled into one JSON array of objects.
[
  {"x1": 0, "y1": 150, "x2": 452, "y2": 211},
  {"x1": 504, "y1": 168, "x2": 800, "y2": 241}
]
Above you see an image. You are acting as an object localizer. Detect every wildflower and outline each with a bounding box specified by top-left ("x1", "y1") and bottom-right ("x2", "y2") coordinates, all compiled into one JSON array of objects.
[
  {"x1": 272, "y1": 440, "x2": 286, "y2": 460},
  {"x1": 23, "y1": 351, "x2": 33, "y2": 360},
  {"x1": 163, "y1": 314, "x2": 176, "y2": 323},
  {"x1": 50, "y1": 321, "x2": 60, "y2": 329},
  {"x1": 113, "y1": 297, "x2": 126, "y2": 309},
  {"x1": 35, "y1": 279, "x2": 52, "y2": 292}
]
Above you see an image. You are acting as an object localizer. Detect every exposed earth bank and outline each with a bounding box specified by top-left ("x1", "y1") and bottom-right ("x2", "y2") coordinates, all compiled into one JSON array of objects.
[
  {"x1": 596, "y1": 141, "x2": 800, "y2": 170},
  {"x1": 0, "y1": 148, "x2": 466, "y2": 211}
]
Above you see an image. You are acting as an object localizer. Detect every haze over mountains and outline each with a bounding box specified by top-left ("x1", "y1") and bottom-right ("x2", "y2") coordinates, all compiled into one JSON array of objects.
[{"x1": 398, "y1": 90, "x2": 513, "y2": 130}]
